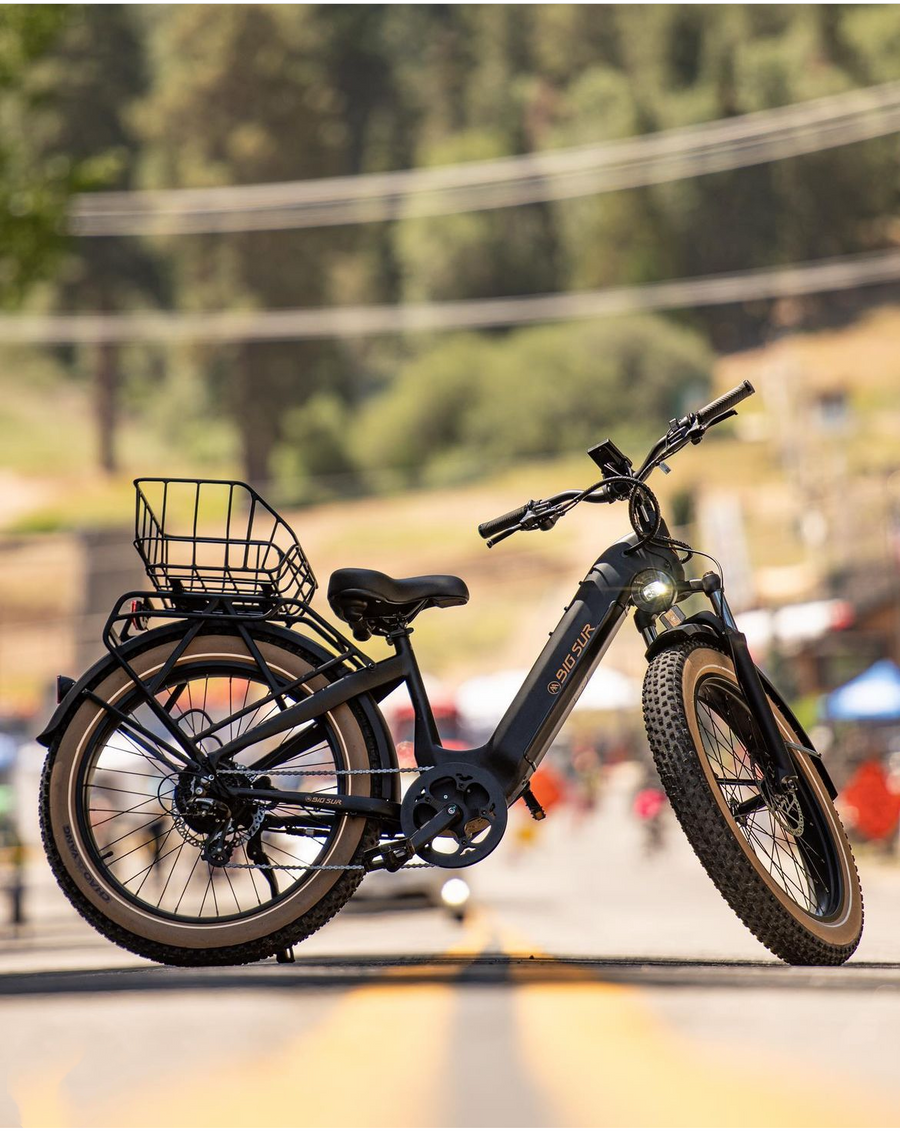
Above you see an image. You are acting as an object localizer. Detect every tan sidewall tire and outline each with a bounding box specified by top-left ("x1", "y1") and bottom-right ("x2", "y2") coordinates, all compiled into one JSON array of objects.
[
  {"x1": 46, "y1": 634, "x2": 370, "y2": 950},
  {"x1": 682, "y1": 647, "x2": 861, "y2": 947}
]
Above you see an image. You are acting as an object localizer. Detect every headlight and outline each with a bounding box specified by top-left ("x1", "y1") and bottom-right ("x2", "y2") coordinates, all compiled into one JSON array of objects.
[
  {"x1": 440, "y1": 878, "x2": 470, "y2": 908},
  {"x1": 632, "y1": 569, "x2": 676, "y2": 615}
]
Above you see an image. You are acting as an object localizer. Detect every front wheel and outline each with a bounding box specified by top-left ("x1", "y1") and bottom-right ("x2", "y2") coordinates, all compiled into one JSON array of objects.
[{"x1": 643, "y1": 641, "x2": 862, "y2": 965}]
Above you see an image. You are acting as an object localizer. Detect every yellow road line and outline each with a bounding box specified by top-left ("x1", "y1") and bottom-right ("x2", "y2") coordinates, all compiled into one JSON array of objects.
[
  {"x1": 498, "y1": 926, "x2": 898, "y2": 1127},
  {"x1": 8, "y1": 1048, "x2": 83, "y2": 1129},
  {"x1": 37, "y1": 915, "x2": 493, "y2": 1129}
]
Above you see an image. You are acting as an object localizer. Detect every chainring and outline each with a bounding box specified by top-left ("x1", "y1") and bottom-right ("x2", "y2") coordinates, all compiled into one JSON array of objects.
[{"x1": 400, "y1": 762, "x2": 507, "y2": 868}]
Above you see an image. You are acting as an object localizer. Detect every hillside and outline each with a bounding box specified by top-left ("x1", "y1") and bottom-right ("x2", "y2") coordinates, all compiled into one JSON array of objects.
[{"x1": 0, "y1": 305, "x2": 899, "y2": 709}]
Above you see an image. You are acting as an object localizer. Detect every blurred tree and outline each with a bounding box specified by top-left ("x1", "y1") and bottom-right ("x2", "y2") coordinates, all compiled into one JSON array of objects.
[
  {"x1": 28, "y1": 4, "x2": 164, "y2": 473},
  {"x1": 0, "y1": 6, "x2": 101, "y2": 307},
  {"x1": 539, "y1": 5, "x2": 900, "y2": 349},
  {"x1": 19, "y1": 3, "x2": 900, "y2": 485},
  {"x1": 135, "y1": 4, "x2": 433, "y2": 485},
  {"x1": 354, "y1": 315, "x2": 711, "y2": 484}
]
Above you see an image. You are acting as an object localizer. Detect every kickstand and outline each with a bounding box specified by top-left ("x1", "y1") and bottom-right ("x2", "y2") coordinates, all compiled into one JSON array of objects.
[{"x1": 247, "y1": 831, "x2": 295, "y2": 966}]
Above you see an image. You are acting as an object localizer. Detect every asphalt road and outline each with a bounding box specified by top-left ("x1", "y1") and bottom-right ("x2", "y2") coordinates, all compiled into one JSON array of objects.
[{"x1": 3, "y1": 765, "x2": 900, "y2": 1128}]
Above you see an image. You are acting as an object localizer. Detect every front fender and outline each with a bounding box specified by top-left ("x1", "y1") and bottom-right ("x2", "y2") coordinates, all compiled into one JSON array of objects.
[
  {"x1": 644, "y1": 610, "x2": 727, "y2": 662},
  {"x1": 36, "y1": 621, "x2": 401, "y2": 804}
]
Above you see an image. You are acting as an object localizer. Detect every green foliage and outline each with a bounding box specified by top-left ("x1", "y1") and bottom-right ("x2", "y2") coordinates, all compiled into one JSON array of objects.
[
  {"x1": 0, "y1": 5, "x2": 110, "y2": 307},
  {"x1": 354, "y1": 315, "x2": 711, "y2": 484},
  {"x1": 272, "y1": 392, "x2": 357, "y2": 501},
  {"x1": 12, "y1": 3, "x2": 900, "y2": 485}
]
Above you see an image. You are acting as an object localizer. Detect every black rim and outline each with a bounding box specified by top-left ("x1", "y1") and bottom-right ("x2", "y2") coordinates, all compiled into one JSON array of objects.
[
  {"x1": 74, "y1": 660, "x2": 351, "y2": 925},
  {"x1": 694, "y1": 675, "x2": 844, "y2": 921}
]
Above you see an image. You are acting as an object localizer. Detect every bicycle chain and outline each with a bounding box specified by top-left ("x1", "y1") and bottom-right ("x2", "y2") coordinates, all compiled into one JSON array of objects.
[{"x1": 195, "y1": 764, "x2": 439, "y2": 872}]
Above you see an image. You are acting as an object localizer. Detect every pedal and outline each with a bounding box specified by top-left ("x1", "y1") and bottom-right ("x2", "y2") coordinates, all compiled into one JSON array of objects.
[
  {"x1": 364, "y1": 839, "x2": 415, "y2": 873},
  {"x1": 521, "y1": 787, "x2": 546, "y2": 821}
]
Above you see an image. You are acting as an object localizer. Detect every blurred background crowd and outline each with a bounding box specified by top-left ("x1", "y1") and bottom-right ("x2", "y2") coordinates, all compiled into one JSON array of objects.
[{"x1": 1, "y1": 4, "x2": 900, "y2": 927}]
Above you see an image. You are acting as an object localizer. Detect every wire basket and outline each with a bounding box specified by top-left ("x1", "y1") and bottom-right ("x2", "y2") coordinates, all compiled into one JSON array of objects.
[{"x1": 134, "y1": 478, "x2": 316, "y2": 607}]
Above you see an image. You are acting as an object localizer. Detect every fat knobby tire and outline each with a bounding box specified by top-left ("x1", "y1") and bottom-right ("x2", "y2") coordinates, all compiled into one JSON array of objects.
[
  {"x1": 642, "y1": 639, "x2": 862, "y2": 966},
  {"x1": 39, "y1": 627, "x2": 383, "y2": 967}
]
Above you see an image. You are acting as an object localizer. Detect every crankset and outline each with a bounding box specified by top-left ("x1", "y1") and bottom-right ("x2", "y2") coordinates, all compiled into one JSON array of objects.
[{"x1": 398, "y1": 762, "x2": 508, "y2": 868}]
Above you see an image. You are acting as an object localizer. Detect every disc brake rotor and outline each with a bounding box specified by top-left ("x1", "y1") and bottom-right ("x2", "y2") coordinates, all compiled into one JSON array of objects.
[{"x1": 771, "y1": 787, "x2": 805, "y2": 837}]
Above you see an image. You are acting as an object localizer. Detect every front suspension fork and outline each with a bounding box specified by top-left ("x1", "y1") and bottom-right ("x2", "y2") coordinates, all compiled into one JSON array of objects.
[{"x1": 702, "y1": 573, "x2": 798, "y2": 793}]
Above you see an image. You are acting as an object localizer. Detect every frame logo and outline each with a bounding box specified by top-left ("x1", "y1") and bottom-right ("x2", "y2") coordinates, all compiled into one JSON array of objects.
[{"x1": 548, "y1": 622, "x2": 597, "y2": 694}]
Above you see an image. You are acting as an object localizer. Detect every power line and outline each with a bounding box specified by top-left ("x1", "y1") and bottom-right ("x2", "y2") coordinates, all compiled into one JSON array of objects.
[
  {"x1": 70, "y1": 81, "x2": 900, "y2": 235},
  {"x1": 4, "y1": 248, "x2": 900, "y2": 344}
]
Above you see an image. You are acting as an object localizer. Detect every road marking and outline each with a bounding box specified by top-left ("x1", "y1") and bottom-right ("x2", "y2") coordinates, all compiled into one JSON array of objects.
[
  {"x1": 7, "y1": 1047, "x2": 83, "y2": 1128},
  {"x1": 498, "y1": 925, "x2": 898, "y2": 1127},
  {"x1": 67, "y1": 914, "x2": 493, "y2": 1128}
]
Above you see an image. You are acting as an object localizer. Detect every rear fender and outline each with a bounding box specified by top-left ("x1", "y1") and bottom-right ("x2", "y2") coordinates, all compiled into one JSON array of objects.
[{"x1": 36, "y1": 622, "x2": 401, "y2": 804}]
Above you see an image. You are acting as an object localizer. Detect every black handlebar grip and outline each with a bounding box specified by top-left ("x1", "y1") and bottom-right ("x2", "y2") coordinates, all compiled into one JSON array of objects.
[
  {"x1": 695, "y1": 380, "x2": 755, "y2": 427},
  {"x1": 478, "y1": 503, "x2": 529, "y2": 540}
]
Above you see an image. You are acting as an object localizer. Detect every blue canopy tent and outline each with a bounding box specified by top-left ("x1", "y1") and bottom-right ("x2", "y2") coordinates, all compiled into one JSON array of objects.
[{"x1": 823, "y1": 659, "x2": 900, "y2": 723}]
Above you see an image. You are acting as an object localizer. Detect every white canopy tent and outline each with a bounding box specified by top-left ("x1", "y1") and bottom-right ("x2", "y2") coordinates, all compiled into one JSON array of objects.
[{"x1": 456, "y1": 666, "x2": 640, "y2": 732}]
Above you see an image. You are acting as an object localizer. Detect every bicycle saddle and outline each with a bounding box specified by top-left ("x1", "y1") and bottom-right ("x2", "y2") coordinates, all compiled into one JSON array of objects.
[{"x1": 328, "y1": 567, "x2": 469, "y2": 634}]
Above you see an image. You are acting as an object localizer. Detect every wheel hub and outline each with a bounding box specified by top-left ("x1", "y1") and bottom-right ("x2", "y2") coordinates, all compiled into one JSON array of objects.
[{"x1": 168, "y1": 767, "x2": 267, "y2": 860}]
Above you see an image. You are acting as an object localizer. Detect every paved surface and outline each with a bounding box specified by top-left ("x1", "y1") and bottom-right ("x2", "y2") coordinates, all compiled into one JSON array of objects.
[{"x1": 3, "y1": 766, "x2": 900, "y2": 1127}]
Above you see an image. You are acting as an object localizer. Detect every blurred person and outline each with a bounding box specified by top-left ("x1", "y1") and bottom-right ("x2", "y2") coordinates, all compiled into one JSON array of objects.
[
  {"x1": 839, "y1": 750, "x2": 900, "y2": 853},
  {"x1": 569, "y1": 739, "x2": 603, "y2": 824},
  {"x1": 632, "y1": 763, "x2": 669, "y2": 857}
]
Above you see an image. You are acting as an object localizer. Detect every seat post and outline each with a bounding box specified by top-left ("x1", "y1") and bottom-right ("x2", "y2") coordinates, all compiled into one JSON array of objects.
[{"x1": 390, "y1": 630, "x2": 441, "y2": 751}]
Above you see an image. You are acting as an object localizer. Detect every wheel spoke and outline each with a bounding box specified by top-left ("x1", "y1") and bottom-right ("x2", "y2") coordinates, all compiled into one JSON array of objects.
[{"x1": 695, "y1": 678, "x2": 837, "y2": 919}]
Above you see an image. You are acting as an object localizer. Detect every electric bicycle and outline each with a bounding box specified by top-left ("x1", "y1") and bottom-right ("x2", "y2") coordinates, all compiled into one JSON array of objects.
[{"x1": 38, "y1": 379, "x2": 863, "y2": 965}]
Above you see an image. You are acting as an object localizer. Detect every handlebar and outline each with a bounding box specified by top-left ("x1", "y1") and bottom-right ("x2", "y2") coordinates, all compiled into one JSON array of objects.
[
  {"x1": 477, "y1": 381, "x2": 755, "y2": 546},
  {"x1": 477, "y1": 503, "x2": 530, "y2": 540},
  {"x1": 695, "y1": 380, "x2": 754, "y2": 428},
  {"x1": 478, "y1": 487, "x2": 612, "y2": 543}
]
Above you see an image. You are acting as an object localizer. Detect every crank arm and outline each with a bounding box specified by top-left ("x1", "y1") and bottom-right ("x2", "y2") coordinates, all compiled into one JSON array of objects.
[
  {"x1": 365, "y1": 804, "x2": 460, "y2": 873},
  {"x1": 230, "y1": 785, "x2": 400, "y2": 822}
]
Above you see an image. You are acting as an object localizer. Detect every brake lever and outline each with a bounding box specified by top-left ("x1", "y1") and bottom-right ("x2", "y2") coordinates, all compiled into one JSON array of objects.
[
  {"x1": 700, "y1": 408, "x2": 737, "y2": 431},
  {"x1": 685, "y1": 407, "x2": 737, "y2": 444}
]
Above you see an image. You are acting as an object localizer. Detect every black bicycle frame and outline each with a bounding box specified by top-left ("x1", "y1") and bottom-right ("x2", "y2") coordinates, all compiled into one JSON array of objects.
[
  {"x1": 210, "y1": 530, "x2": 685, "y2": 817},
  {"x1": 54, "y1": 516, "x2": 806, "y2": 834},
  {"x1": 47, "y1": 378, "x2": 812, "y2": 840}
]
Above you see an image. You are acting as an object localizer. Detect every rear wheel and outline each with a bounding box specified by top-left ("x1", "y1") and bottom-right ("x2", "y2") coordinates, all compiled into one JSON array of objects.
[
  {"x1": 643, "y1": 641, "x2": 862, "y2": 965},
  {"x1": 40, "y1": 629, "x2": 382, "y2": 966}
]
